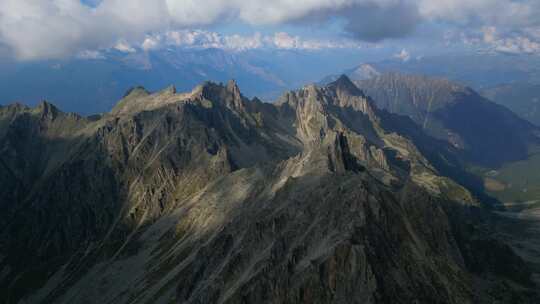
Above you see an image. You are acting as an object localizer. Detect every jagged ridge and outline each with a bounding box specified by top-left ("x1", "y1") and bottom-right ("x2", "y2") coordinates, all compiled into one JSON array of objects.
[{"x1": 0, "y1": 77, "x2": 537, "y2": 303}]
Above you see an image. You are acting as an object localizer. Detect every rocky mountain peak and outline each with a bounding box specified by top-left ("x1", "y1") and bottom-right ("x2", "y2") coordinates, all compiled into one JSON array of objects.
[
  {"x1": 36, "y1": 100, "x2": 59, "y2": 120},
  {"x1": 112, "y1": 84, "x2": 196, "y2": 115},
  {"x1": 199, "y1": 80, "x2": 246, "y2": 112},
  {"x1": 163, "y1": 84, "x2": 176, "y2": 95},
  {"x1": 332, "y1": 74, "x2": 358, "y2": 89},
  {"x1": 122, "y1": 85, "x2": 149, "y2": 98},
  {"x1": 226, "y1": 79, "x2": 244, "y2": 110},
  {"x1": 226, "y1": 79, "x2": 240, "y2": 94},
  {"x1": 327, "y1": 74, "x2": 365, "y2": 97},
  {"x1": 1, "y1": 79, "x2": 537, "y2": 303},
  {"x1": 4, "y1": 102, "x2": 30, "y2": 112},
  {"x1": 350, "y1": 63, "x2": 381, "y2": 80}
]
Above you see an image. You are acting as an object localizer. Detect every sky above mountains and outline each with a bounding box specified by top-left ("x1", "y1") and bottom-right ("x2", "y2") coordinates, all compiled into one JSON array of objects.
[{"x1": 1, "y1": 0, "x2": 540, "y2": 62}]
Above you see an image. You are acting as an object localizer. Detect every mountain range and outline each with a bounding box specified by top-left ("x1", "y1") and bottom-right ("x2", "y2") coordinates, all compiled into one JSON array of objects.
[
  {"x1": 324, "y1": 67, "x2": 540, "y2": 206},
  {"x1": 0, "y1": 48, "x2": 364, "y2": 115},
  {"x1": 1, "y1": 76, "x2": 538, "y2": 303},
  {"x1": 325, "y1": 54, "x2": 540, "y2": 130},
  {"x1": 354, "y1": 73, "x2": 540, "y2": 167},
  {"x1": 350, "y1": 54, "x2": 540, "y2": 89}
]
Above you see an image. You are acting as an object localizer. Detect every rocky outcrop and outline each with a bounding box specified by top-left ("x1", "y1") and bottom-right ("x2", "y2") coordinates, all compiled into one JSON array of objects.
[{"x1": 0, "y1": 78, "x2": 537, "y2": 303}]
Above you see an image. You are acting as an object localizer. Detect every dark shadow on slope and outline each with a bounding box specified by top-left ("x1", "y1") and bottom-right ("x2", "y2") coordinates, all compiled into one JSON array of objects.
[
  {"x1": 374, "y1": 106, "x2": 502, "y2": 207},
  {"x1": 0, "y1": 88, "x2": 302, "y2": 303},
  {"x1": 434, "y1": 91, "x2": 540, "y2": 168}
]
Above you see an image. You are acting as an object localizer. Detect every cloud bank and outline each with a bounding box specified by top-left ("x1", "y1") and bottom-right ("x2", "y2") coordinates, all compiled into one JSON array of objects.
[
  {"x1": 135, "y1": 30, "x2": 363, "y2": 53},
  {"x1": 1, "y1": 0, "x2": 540, "y2": 60}
]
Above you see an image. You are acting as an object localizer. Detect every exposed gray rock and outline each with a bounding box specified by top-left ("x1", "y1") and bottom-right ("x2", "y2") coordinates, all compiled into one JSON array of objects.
[{"x1": 0, "y1": 77, "x2": 537, "y2": 303}]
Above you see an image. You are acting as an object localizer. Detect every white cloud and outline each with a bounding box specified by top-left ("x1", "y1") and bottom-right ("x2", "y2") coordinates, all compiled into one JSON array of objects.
[
  {"x1": 1, "y1": 0, "x2": 540, "y2": 60},
  {"x1": 482, "y1": 26, "x2": 497, "y2": 44},
  {"x1": 114, "y1": 40, "x2": 136, "y2": 53},
  {"x1": 270, "y1": 32, "x2": 299, "y2": 49},
  {"x1": 76, "y1": 50, "x2": 105, "y2": 59},
  {"x1": 394, "y1": 49, "x2": 411, "y2": 62},
  {"x1": 489, "y1": 34, "x2": 540, "y2": 55},
  {"x1": 134, "y1": 30, "x2": 362, "y2": 52},
  {"x1": 141, "y1": 36, "x2": 161, "y2": 51},
  {"x1": 453, "y1": 26, "x2": 540, "y2": 55},
  {"x1": 223, "y1": 33, "x2": 263, "y2": 50}
]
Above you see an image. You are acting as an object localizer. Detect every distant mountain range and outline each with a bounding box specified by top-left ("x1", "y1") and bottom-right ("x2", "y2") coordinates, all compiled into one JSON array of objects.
[
  {"x1": 4, "y1": 50, "x2": 540, "y2": 120},
  {"x1": 351, "y1": 54, "x2": 540, "y2": 89},
  {"x1": 324, "y1": 55, "x2": 540, "y2": 129},
  {"x1": 354, "y1": 73, "x2": 540, "y2": 167},
  {"x1": 1, "y1": 76, "x2": 537, "y2": 303},
  {"x1": 0, "y1": 48, "x2": 361, "y2": 115}
]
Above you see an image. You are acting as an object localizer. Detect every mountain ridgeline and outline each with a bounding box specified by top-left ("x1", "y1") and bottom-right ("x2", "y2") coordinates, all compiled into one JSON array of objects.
[
  {"x1": 353, "y1": 73, "x2": 540, "y2": 167},
  {"x1": 0, "y1": 76, "x2": 537, "y2": 303}
]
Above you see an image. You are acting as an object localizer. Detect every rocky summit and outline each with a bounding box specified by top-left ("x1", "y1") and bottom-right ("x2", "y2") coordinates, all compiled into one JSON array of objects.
[{"x1": 0, "y1": 76, "x2": 538, "y2": 303}]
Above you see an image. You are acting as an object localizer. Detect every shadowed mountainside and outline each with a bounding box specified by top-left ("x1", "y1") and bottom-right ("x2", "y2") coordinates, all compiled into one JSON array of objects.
[
  {"x1": 0, "y1": 76, "x2": 537, "y2": 303},
  {"x1": 354, "y1": 73, "x2": 540, "y2": 168},
  {"x1": 481, "y1": 82, "x2": 540, "y2": 126}
]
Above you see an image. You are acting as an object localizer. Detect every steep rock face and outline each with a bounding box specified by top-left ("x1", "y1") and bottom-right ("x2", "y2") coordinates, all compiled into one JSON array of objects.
[
  {"x1": 276, "y1": 78, "x2": 387, "y2": 174},
  {"x1": 355, "y1": 73, "x2": 461, "y2": 123},
  {"x1": 169, "y1": 174, "x2": 473, "y2": 304},
  {"x1": 0, "y1": 78, "x2": 537, "y2": 303},
  {"x1": 0, "y1": 102, "x2": 88, "y2": 227},
  {"x1": 355, "y1": 73, "x2": 540, "y2": 167},
  {"x1": 277, "y1": 76, "x2": 480, "y2": 201},
  {"x1": 0, "y1": 86, "x2": 299, "y2": 301}
]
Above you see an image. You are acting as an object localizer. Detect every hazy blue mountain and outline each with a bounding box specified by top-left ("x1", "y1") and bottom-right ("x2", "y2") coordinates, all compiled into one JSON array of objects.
[
  {"x1": 481, "y1": 82, "x2": 540, "y2": 126},
  {"x1": 332, "y1": 54, "x2": 540, "y2": 90},
  {"x1": 319, "y1": 63, "x2": 382, "y2": 85},
  {"x1": 0, "y1": 48, "x2": 364, "y2": 115}
]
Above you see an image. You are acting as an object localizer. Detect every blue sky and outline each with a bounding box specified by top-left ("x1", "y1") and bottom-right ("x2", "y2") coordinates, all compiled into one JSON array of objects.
[{"x1": 81, "y1": 0, "x2": 102, "y2": 7}]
